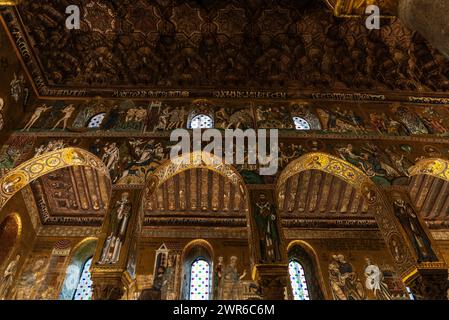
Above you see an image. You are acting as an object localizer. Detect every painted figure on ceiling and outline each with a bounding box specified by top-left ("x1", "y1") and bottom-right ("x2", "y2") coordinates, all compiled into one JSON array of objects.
[
  {"x1": 328, "y1": 254, "x2": 365, "y2": 300},
  {"x1": 34, "y1": 139, "x2": 66, "y2": 156},
  {"x1": 421, "y1": 108, "x2": 448, "y2": 134},
  {"x1": 0, "y1": 146, "x2": 20, "y2": 175},
  {"x1": 98, "y1": 192, "x2": 132, "y2": 264},
  {"x1": 393, "y1": 199, "x2": 438, "y2": 263},
  {"x1": 393, "y1": 106, "x2": 428, "y2": 135},
  {"x1": 10, "y1": 73, "x2": 25, "y2": 103},
  {"x1": 51, "y1": 104, "x2": 76, "y2": 131},
  {"x1": 254, "y1": 193, "x2": 281, "y2": 263},
  {"x1": 336, "y1": 143, "x2": 404, "y2": 184},
  {"x1": 117, "y1": 140, "x2": 166, "y2": 184},
  {"x1": 364, "y1": 258, "x2": 392, "y2": 300},
  {"x1": 101, "y1": 142, "x2": 120, "y2": 180},
  {"x1": 317, "y1": 107, "x2": 365, "y2": 133},
  {"x1": 22, "y1": 105, "x2": 52, "y2": 131}
]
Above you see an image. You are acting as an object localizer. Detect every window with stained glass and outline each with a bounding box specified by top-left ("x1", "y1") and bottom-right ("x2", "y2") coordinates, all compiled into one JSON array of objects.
[
  {"x1": 73, "y1": 257, "x2": 93, "y2": 300},
  {"x1": 292, "y1": 117, "x2": 311, "y2": 130},
  {"x1": 189, "y1": 259, "x2": 210, "y2": 300},
  {"x1": 87, "y1": 113, "x2": 106, "y2": 128},
  {"x1": 189, "y1": 114, "x2": 213, "y2": 129},
  {"x1": 288, "y1": 260, "x2": 310, "y2": 300}
]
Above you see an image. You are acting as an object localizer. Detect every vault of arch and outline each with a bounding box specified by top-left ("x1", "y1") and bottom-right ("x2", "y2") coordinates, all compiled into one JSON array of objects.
[
  {"x1": 276, "y1": 152, "x2": 417, "y2": 278},
  {"x1": 142, "y1": 152, "x2": 250, "y2": 231},
  {"x1": 278, "y1": 168, "x2": 372, "y2": 218},
  {"x1": 408, "y1": 158, "x2": 449, "y2": 222},
  {"x1": 144, "y1": 151, "x2": 248, "y2": 206},
  {"x1": 0, "y1": 148, "x2": 111, "y2": 212},
  {"x1": 277, "y1": 152, "x2": 373, "y2": 194}
]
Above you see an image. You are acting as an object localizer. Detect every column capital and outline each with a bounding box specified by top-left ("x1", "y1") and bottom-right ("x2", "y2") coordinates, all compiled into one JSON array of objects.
[
  {"x1": 253, "y1": 264, "x2": 289, "y2": 300},
  {"x1": 404, "y1": 266, "x2": 449, "y2": 300}
]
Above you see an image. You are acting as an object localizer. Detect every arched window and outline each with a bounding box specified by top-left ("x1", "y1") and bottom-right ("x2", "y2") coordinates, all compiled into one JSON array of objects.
[
  {"x1": 87, "y1": 113, "x2": 106, "y2": 128},
  {"x1": 189, "y1": 114, "x2": 214, "y2": 129},
  {"x1": 292, "y1": 117, "x2": 311, "y2": 131},
  {"x1": 73, "y1": 257, "x2": 93, "y2": 300},
  {"x1": 288, "y1": 260, "x2": 310, "y2": 300},
  {"x1": 189, "y1": 258, "x2": 211, "y2": 300}
]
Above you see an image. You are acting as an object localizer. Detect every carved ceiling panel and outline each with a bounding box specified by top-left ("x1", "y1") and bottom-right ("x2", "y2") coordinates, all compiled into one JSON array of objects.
[
  {"x1": 408, "y1": 174, "x2": 449, "y2": 227},
  {"x1": 2, "y1": 0, "x2": 449, "y2": 97},
  {"x1": 30, "y1": 166, "x2": 110, "y2": 226},
  {"x1": 278, "y1": 169, "x2": 371, "y2": 219},
  {"x1": 144, "y1": 168, "x2": 248, "y2": 227}
]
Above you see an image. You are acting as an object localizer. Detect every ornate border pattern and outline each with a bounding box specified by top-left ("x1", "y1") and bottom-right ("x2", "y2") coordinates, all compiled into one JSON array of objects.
[
  {"x1": 0, "y1": 148, "x2": 111, "y2": 211},
  {"x1": 146, "y1": 151, "x2": 246, "y2": 198},
  {"x1": 408, "y1": 158, "x2": 449, "y2": 182},
  {"x1": 276, "y1": 152, "x2": 417, "y2": 278}
]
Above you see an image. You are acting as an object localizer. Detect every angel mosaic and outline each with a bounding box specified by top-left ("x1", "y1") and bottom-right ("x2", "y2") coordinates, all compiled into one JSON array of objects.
[
  {"x1": 114, "y1": 139, "x2": 167, "y2": 184},
  {"x1": 317, "y1": 107, "x2": 367, "y2": 133}
]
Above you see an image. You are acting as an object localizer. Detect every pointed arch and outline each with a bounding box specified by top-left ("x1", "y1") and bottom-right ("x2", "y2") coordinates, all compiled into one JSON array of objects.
[
  {"x1": 180, "y1": 239, "x2": 214, "y2": 300},
  {"x1": 59, "y1": 237, "x2": 98, "y2": 300},
  {"x1": 287, "y1": 240, "x2": 328, "y2": 300},
  {"x1": 0, "y1": 147, "x2": 111, "y2": 212},
  {"x1": 276, "y1": 152, "x2": 417, "y2": 280}
]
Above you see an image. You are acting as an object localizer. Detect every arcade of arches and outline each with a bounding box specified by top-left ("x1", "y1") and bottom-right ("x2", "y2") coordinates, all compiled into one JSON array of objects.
[{"x1": 1, "y1": 0, "x2": 449, "y2": 300}]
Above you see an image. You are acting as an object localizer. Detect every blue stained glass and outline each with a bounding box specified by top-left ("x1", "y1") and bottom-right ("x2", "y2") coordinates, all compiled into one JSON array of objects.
[
  {"x1": 74, "y1": 258, "x2": 93, "y2": 300},
  {"x1": 189, "y1": 259, "x2": 210, "y2": 300},
  {"x1": 288, "y1": 260, "x2": 310, "y2": 300}
]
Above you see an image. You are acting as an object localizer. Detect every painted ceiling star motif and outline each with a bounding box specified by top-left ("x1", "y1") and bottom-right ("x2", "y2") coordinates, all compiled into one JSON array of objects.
[
  {"x1": 171, "y1": 3, "x2": 202, "y2": 38},
  {"x1": 126, "y1": 0, "x2": 159, "y2": 35},
  {"x1": 215, "y1": 5, "x2": 246, "y2": 35},
  {"x1": 84, "y1": 1, "x2": 116, "y2": 34},
  {"x1": 259, "y1": 7, "x2": 291, "y2": 35}
]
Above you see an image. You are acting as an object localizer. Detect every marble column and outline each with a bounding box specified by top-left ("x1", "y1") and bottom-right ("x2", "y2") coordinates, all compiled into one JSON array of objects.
[{"x1": 397, "y1": 0, "x2": 449, "y2": 58}]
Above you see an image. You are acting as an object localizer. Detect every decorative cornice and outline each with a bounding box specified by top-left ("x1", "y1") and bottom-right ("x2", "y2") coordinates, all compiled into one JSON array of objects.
[
  {"x1": 282, "y1": 218, "x2": 377, "y2": 229},
  {"x1": 37, "y1": 225, "x2": 100, "y2": 237},
  {"x1": 284, "y1": 229, "x2": 383, "y2": 239},
  {"x1": 141, "y1": 227, "x2": 248, "y2": 239}
]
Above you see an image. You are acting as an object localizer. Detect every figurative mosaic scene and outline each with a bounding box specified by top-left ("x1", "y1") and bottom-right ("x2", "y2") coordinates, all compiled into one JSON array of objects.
[{"x1": 1, "y1": 0, "x2": 449, "y2": 303}]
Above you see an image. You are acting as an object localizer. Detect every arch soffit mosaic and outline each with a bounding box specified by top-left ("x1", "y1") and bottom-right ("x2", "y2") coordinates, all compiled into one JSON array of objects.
[
  {"x1": 143, "y1": 151, "x2": 248, "y2": 202},
  {"x1": 276, "y1": 152, "x2": 373, "y2": 196},
  {"x1": 0, "y1": 148, "x2": 112, "y2": 212},
  {"x1": 408, "y1": 158, "x2": 449, "y2": 182},
  {"x1": 276, "y1": 152, "x2": 418, "y2": 279}
]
